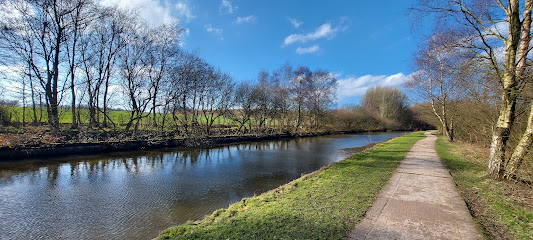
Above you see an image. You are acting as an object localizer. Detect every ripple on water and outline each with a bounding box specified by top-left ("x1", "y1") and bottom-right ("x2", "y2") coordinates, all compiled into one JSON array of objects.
[{"x1": 0, "y1": 132, "x2": 407, "y2": 240}]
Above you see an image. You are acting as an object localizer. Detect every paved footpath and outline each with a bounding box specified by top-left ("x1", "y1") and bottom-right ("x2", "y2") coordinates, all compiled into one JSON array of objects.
[{"x1": 345, "y1": 132, "x2": 482, "y2": 240}]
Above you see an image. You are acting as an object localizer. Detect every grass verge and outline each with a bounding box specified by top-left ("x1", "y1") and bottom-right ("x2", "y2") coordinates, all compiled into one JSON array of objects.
[
  {"x1": 435, "y1": 135, "x2": 533, "y2": 240},
  {"x1": 158, "y1": 132, "x2": 425, "y2": 240}
]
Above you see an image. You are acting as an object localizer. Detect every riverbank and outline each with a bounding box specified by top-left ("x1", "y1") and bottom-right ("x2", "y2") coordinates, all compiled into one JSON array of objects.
[
  {"x1": 0, "y1": 130, "x2": 390, "y2": 160},
  {"x1": 435, "y1": 135, "x2": 533, "y2": 239},
  {"x1": 158, "y1": 132, "x2": 425, "y2": 239}
]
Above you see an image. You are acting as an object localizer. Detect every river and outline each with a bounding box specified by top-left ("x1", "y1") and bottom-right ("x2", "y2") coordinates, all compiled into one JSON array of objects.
[{"x1": 0, "y1": 132, "x2": 406, "y2": 240}]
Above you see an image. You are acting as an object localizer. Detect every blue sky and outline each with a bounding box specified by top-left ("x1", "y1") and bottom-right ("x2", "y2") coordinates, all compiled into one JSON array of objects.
[{"x1": 103, "y1": 0, "x2": 418, "y2": 105}]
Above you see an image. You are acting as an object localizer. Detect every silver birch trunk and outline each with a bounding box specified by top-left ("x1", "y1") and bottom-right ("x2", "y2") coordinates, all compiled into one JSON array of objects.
[{"x1": 504, "y1": 101, "x2": 533, "y2": 180}]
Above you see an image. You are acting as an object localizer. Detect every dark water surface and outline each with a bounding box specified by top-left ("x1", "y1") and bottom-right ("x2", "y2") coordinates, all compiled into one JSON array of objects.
[{"x1": 0, "y1": 132, "x2": 406, "y2": 240}]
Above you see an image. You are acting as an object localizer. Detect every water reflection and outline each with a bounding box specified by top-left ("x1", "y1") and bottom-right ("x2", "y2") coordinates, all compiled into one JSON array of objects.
[{"x1": 0, "y1": 132, "x2": 406, "y2": 240}]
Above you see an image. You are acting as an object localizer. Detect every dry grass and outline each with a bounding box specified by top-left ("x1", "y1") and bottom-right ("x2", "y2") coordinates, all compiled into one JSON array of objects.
[{"x1": 436, "y1": 136, "x2": 533, "y2": 240}]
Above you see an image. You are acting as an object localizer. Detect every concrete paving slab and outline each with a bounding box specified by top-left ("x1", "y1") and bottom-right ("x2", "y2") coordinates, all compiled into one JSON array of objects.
[{"x1": 345, "y1": 132, "x2": 482, "y2": 240}]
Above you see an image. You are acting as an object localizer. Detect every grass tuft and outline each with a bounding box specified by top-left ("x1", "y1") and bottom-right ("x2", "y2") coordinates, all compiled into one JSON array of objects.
[{"x1": 158, "y1": 132, "x2": 425, "y2": 240}]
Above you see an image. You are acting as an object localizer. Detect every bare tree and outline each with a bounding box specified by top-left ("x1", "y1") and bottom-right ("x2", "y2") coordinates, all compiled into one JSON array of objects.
[
  {"x1": 291, "y1": 66, "x2": 311, "y2": 129},
  {"x1": 198, "y1": 69, "x2": 233, "y2": 135},
  {"x1": 64, "y1": 0, "x2": 94, "y2": 129},
  {"x1": 272, "y1": 63, "x2": 293, "y2": 130},
  {"x1": 250, "y1": 71, "x2": 274, "y2": 132},
  {"x1": 77, "y1": 6, "x2": 128, "y2": 128},
  {"x1": 268, "y1": 69, "x2": 291, "y2": 131},
  {"x1": 305, "y1": 70, "x2": 337, "y2": 129},
  {"x1": 229, "y1": 82, "x2": 254, "y2": 133},
  {"x1": 119, "y1": 20, "x2": 152, "y2": 132},
  {"x1": 168, "y1": 52, "x2": 208, "y2": 135},
  {"x1": 144, "y1": 23, "x2": 181, "y2": 127},
  {"x1": 408, "y1": 32, "x2": 473, "y2": 141},
  {"x1": 412, "y1": 0, "x2": 533, "y2": 178},
  {"x1": 1, "y1": 0, "x2": 89, "y2": 134}
]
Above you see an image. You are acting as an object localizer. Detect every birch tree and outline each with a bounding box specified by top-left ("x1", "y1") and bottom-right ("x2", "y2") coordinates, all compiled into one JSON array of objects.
[
  {"x1": 413, "y1": 0, "x2": 533, "y2": 178},
  {"x1": 409, "y1": 32, "x2": 472, "y2": 141}
]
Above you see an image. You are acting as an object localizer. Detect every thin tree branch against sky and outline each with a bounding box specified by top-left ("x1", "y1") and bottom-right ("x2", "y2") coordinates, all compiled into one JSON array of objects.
[{"x1": 101, "y1": 0, "x2": 418, "y2": 105}]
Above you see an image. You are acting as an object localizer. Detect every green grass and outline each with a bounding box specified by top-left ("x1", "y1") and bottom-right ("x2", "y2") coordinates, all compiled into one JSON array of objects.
[
  {"x1": 159, "y1": 131, "x2": 425, "y2": 240},
  {"x1": 1, "y1": 106, "x2": 238, "y2": 127},
  {"x1": 435, "y1": 135, "x2": 533, "y2": 240}
]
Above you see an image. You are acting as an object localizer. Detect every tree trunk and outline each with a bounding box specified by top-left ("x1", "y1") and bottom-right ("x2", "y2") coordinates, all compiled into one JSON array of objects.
[
  {"x1": 70, "y1": 73, "x2": 77, "y2": 129},
  {"x1": 296, "y1": 104, "x2": 301, "y2": 129},
  {"x1": 47, "y1": 14, "x2": 64, "y2": 135},
  {"x1": 502, "y1": 0, "x2": 533, "y2": 180},
  {"x1": 22, "y1": 77, "x2": 26, "y2": 126},
  {"x1": 46, "y1": 76, "x2": 60, "y2": 134},
  {"x1": 103, "y1": 78, "x2": 110, "y2": 127},
  {"x1": 39, "y1": 94, "x2": 43, "y2": 122},
  {"x1": 69, "y1": 32, "x2": 79, "y2": 129},
  {"x1": 504, "y1": 101, "x2": 533, "y2": 180},
  {"x1": 430, "y1": 95, "x2": 453, "y2": 142},
  {"x1": 47, "y1": 99, "x2": 60, "y2": 134},
  {"x1": 488, "y1": 89, "x2": 516, "y2": 178},
  {"x1": 182, "y1": 95, "x2": 189, "y2": 134},
  {"x1": 442, "y1": 122, "x2": 453, "y2": 141},
  {"x1": 88, "y1": 94, "x2": 96, "y2": 127},
  {"x1": 488, "y1": 0, "x2": 526, "y2": 179},
  {"x1": 152, "y1": 87, "x2": 158, "y2": 127},
  {"x1": 30, "y1": 75, "x2": 37, "y2": 124}
]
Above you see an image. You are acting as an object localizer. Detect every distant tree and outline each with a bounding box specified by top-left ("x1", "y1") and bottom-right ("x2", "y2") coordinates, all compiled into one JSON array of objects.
[
  {"x1": 198, "y1": 68, "x2": 234, "y2": 135},
  {"x1": 79, "y1": 6, "x2": 128, "y2": 128},
  {"x1": 65, "y1": 0, "x2": 94, "y2": 129},
  {"x1": 168, "y1": 52, "x2": 201, "y2": 134},
  {"x1": 144, "y1": 23, "x2": 181, "y2": 127},
  {"x1": 168, "y1": 52, "x2": 233, "y2": 136},
  {"x1": 291, "y1": 66, "x2": 311, "y2": 129},
  {"x1": 229, "y1": 81, "x2": 254, "y2": 133},
  {"x1": 251, "y1": 71, "x2": 274, "y2": 131},
  {"x1": 305, "y1": 70, "x2": 337, "y2": 128},
  {"x1": 269, "y1": 69, "x2": 291, "y2": 131},
  {"x1": 361, "y1": 86, "x2": 411, "y2": 129},
  {"x1": 408, "y1": 32, "x2": 473, "y2": 141},
  {"x1": 119, "y1": 20, "x2": 152, "y2": 132}
]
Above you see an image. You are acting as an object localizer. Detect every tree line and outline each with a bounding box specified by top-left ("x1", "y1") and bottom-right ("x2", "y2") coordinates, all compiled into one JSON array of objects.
[
  {"x1": 409, "y1": 0, "x2": 533, "y2": 180},
  {"x1": 0, "y1": 0, "x2": 184, "y2": 134},
  {"x1": 0, "y1": 0, "x2": 421, "y2": 145}
]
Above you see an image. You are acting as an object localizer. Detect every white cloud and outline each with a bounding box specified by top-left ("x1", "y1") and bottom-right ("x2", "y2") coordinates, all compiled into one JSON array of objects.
[
  {"x1": 204, "y1": 24, "x2": 224, "y2": 40},
  {"x1": 175, "y1": 1, "x2": 195, "y2": 22},
  {"x1": 283, "y1": 23, "x2": 343, "y2": 46},
  {"x1": 235, "y1": 15, "x2": 256, "y2": 24},
  {"x1": 296, "y1": 45, "x2": 320, "y2": 55},
  {"x1": 337, "y1": 73, "x2": 411, "y2": 99},
  {"x1": 179, "y1": 28, "x2": 190, "y2": 46},
  {"x1": 287, "y1": 17, "x2": 303, "y2": 28},
  {"x1": 100, "y1": 0, "x2": 179, "y2": 27},
  {"x1": 219, "y1": 0, "x2": 237, "y2": 14}
]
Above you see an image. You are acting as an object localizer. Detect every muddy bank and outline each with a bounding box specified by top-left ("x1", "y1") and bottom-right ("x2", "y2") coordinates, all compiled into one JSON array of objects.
[{"x1": 0, "y1": 131, "x2": 372, "y2": 160}]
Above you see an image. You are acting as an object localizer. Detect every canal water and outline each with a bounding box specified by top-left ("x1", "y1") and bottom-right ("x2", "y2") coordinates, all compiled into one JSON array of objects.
[{"x1": 0, "y1": 132, "x2": 406, "y2": 240}]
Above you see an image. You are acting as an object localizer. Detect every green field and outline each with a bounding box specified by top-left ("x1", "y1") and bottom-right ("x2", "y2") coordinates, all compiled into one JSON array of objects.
[
  {"x1": 158, "y1": 132, "x2": 425, "y2": 240},
  {"x1": 435, "y1": 135, "x2": 533, "y2": 240},
  {"x1": 1, "y1": 106, "x2": 238, "y2": 127}
]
